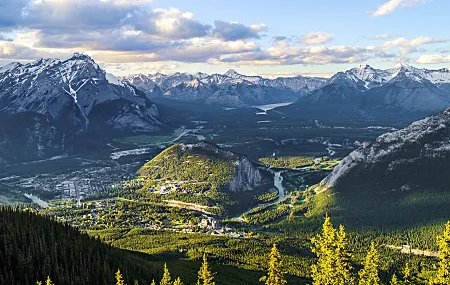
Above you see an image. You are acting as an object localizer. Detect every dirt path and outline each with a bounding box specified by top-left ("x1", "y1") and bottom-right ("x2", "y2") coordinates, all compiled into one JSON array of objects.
[{"x1": 385, "y1": 244, "x2": 439, "y2": 258}]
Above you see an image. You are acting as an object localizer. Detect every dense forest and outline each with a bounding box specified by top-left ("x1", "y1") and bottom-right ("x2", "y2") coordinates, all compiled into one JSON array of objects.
[
  {"x1": 5, "y1": 207, "x2": 450, "y2": 285},
  {"x1": 0, "y1": 207, "x2": 162, "y2": 285}
]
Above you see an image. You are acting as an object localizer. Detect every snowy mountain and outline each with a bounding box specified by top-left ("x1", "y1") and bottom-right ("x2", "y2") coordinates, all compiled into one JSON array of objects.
[
  {"x1": 0, "y1": 53, "x2": 161, "y2": 163},
  {"x1": 284, "y1": 64, "x2": 450, "y2": 117},
  {"x1": 315, "y1": 108, "x2": 450, "y2": 227},
  {"x1": 122, "y1": 69, "x2": 326, "y2": 106},
  {"x1": 0, "y1": 53, "x2": 160, "y2": 133}
]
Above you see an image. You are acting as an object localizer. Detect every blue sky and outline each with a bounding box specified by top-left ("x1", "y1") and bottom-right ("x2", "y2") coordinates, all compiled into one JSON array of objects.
[{"x1": 0, "y1": 0, "x2": 449, "y2": 77}]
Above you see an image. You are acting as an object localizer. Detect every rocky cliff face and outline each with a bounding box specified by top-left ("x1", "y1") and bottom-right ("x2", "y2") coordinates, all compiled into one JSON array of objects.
[
  {"x1": 313, "y1": 108, "x2": 450, "y2": 227},
  {"x1": 183, "y1": 141, "x2": 270, "y2": 192},
  {"x1": 321, "y1": 108, "x2": 450, "y2": 189},
  {"x1": 228, "y1": 157, "x2": 266, "y2": 192}
]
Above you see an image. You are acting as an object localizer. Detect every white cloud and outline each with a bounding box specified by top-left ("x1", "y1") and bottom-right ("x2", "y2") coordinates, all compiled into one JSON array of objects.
[
  {"x1": 212, "y1": 43, "x2": 373, "y2": 66},
  {"x1": 371, "y1": 0, "x2": 432, "y2": 17},
  {"x1": 301, "y1": 32, "x2": 333, "y2": 45},
  {"x1": 381, "y1": 36, "x2": 448, "y2": 54},
  {"x1": 416, "y1": 54, "x2": 450, "y2": 64},
  {"x1": 102, "y1": 61, "x2": 180, "y2": 76}
]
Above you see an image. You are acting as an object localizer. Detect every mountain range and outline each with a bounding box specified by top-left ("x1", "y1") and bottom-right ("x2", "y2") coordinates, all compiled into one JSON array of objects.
[
  {"x1": 1, "y1": 53, "x2": 450, "y2": 162},
  {"x1": 282, "y1": 64, "x2": 450, "y2": 120},
  {"x1": 122, "y1": 69, "x2": 326, "y2": 107},
  {"x1": 124, "y1": 63, "x2": 450, "y2": 114}
]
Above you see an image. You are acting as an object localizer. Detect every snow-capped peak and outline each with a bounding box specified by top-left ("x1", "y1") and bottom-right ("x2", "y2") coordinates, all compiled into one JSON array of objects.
[
  {"x1": 357, "y1": 64, "x2": 372, "y2": 70},
  {"x1": 224, "y1": 69, "x2": 241, "y2": 78}
]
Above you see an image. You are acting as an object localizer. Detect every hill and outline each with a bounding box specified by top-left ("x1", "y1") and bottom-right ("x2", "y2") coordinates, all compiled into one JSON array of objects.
[
  {"x1": 310, "y1": 108, "x2": 450, "y2": 230},
  {"x1": 136, "y1": 142, "x2": 272, "y2": 214}
]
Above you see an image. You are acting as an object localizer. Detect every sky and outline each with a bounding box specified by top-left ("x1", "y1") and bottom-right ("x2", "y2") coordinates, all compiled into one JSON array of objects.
[{"x1": 0, "y1": 0, "x2": 449, "y2": 77}]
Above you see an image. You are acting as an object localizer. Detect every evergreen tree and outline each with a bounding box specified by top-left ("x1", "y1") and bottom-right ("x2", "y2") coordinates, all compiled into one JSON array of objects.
[
  {"x1": 173, "y1": 277, "x2": 184, "y2": 285},
  {"x1": 390, "y1": 274, "x2": 398, "y2": 285},
  {"x1": 358, "y1": 243, "x2": 381, "y2": 285},
  {"x1": 197, "y1": 254, "x2": 215, "y2": 285},
  {"x1": 116, "y1": 269, "x2": 126, "y2": 285},
  {"x1": 160, "y1": 263, "x2": 172, "y2": 285},
  {"x1": 336, "y1": 225, "x2": 354, "y2": 283},
  {"x1": 432, "y1": 221, "x2": 450, "y2": 285},
  {"x1": 260, "y1": 244, "x2": 287, "y2": 285},
  {"x1": 403, "y1": 262, "x2": 412, "y2": 280},
  {"x1": 311, "y1": 215, "x2": 355, "y2": 285}
]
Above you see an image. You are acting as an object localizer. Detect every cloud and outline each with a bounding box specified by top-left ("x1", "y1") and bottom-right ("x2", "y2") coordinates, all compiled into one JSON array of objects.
[
  {"x1": 0, "y1": 35, "x2": 13, "y2": 42},
  {"x1": 416, "y1": 54, "x2": 450, "y2": 64},
  {"x1": 124, "y1": 8, "x2": 212, "y2": 40},
  {"x1": 102, "y1": 61, "x2": 180, "y2": 76},
  {"x1": 212, "y1": 21, "x2": 267, "y2": 41},
  {"x1": 371, "y1": 0, "x2": 432, "y2": 17},
  {"x1": 301, "y1": 32, "x2": 333, "y2": 45},
  {"x1": 211, "y1": 44, "x2": 374, "y2": 66},
  {"x1": 381, "y1": 36, "x2": 448, "y2": 54},
  {"x1": 365, "y1": 34, "x2": 400, "y2": 40}
]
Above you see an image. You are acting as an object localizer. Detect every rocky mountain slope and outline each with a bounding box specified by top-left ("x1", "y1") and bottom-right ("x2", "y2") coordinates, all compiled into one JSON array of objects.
[
  {"x1": 313, "y1": 108, "x2": 450, "y2": 227},
  {"x1": 122, "y1": 69, "x2": 326, "y2": 107},
  {"x1": 0, "y1": 53, "x2": 162, "y2": 163}
]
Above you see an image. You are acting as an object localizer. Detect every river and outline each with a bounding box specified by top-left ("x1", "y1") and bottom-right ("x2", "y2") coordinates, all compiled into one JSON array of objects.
[
  {"x1": 233, "y1": 170, "x2": 286, "y2": 220},
  {"x1": 273, "y1": 171, "x2": 285, "y2": 202}
]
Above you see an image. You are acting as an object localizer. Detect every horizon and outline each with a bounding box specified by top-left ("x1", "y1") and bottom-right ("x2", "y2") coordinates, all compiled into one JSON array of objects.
[
  {"x1": 0, "y1": 0, "x2": 449, "y2": 77},
  {"x1": 2, "y1": 51, "x2": 450, "y2": 79}
]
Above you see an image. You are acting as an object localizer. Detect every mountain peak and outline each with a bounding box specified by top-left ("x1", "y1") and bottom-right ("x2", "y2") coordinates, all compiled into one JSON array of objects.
[
  {"x1": 224, "y1": 69, "x2": 241, "y2": 77},
  {"x1": 69, "y1": 52, "x2": 94, "y2": 62},
  {"x1": 394, "y1": 63, "x2": 413, "y2": 70},
  {"x1": 356, "y1": 64, "x2": 372, "y2": 70}
]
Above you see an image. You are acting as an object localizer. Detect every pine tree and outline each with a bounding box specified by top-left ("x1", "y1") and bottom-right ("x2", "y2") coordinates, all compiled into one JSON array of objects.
[
  {"x1": 260, "y1": 244, "x2": 287, "y2": 285},
  {"x1": 390, "y1": 274, "x2": 398, "y2": 285},
  {"x1": 160, "y1": 263, "x2": 172, "y2": 285},
  {"x1": 358, "y1": 242, "x2": 381, "y2": 285},
  {"x1": 197, "y1": 254, "x2": 215, "y2": 285},
  {"x1": 432, "y1": 221, "x2": 450, "y2": 285},
  {"x1": 116, "y1": 269, "x2": 126, "y2": 285},
  {"x1": 336, "y1": 225, "x2": 354, "y2": 283},
  {"x1": 311, "y1": 215, "x2": 355, "y2": 285},
  {"x1": 173, "y1": 277, "x2": 184, "y2": 285},
  {"x1": 403, "y1": 262, "x2": 412, "y2": 280}
]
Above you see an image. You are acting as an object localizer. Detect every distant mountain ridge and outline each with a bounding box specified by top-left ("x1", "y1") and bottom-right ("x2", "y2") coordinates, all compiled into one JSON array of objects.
[
  {"x1": 280, "y1": 64, "x2": 450, "y2": 120},
  {"x1": 123, "y1": 64, "x2": 450, "y2": 112},
  {"x1": 122, "y1": 69, "x2": 327, "y2": 107}
]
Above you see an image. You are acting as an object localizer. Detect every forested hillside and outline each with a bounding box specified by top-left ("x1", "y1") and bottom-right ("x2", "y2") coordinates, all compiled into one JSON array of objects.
[{"x1": 0, "y1": 207, "x2": 161, "y2": 285}]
